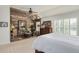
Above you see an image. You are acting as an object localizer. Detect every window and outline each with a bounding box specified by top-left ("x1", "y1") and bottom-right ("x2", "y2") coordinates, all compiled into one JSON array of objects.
[
  {"x1": 70, "y1": 18, "x2": 77, "y2": 35},
  {"x1": 59, "y1": 19, "x2": 64, "y2": 33},
  {"x1": 53, "y1": 20, "x2": 59, "y2": 32},
  {"x1": 53, "y1": 18, "x2": 77, "y2": 36},
  {"x1": 64, "y1": 19, "x2": 70, "y2": 35}
]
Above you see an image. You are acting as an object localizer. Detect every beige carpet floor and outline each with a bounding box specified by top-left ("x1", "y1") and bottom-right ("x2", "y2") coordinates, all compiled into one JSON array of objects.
[{"x1": 0, "y1": 37, "x2": 37, "y2": 53}]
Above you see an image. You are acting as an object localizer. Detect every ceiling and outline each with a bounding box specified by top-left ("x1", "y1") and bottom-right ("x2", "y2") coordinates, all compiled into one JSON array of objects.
[
  {"x1": 11, "y1": 5, "x2": 59, "y2": 13},
  {"x1": 11, "y1": 5, "x2": 79, "y2": 18}
]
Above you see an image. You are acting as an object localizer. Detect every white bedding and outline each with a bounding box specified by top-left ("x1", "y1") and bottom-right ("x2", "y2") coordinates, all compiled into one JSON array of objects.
[{"x1": 32, "y1": 33, "x2": 79, "y2": 53}]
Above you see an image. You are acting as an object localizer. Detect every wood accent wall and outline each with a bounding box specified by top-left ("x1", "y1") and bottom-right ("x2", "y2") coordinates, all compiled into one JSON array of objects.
[{"x1": 10, "y1": 7, "x2": 27, "y2": 17}]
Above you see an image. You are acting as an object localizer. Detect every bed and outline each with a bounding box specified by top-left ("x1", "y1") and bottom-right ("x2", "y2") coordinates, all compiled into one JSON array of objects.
[{"x1": 32, "y1": 33, "x2": 79, "y2": 53}]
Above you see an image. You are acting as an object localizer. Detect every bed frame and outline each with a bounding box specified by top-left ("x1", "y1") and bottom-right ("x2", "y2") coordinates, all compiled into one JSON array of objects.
[{"x1": 35, "y1": 50, "x2": 44, "y2": 53}]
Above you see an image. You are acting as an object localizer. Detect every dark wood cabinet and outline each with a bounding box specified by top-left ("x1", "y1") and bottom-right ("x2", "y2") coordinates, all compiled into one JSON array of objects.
[
  {"x1": 40, "y1": 27, "x2": 52, "y2": 35},
  {"x1": 40, "y1": 21, "x2": 52, "y2": 35}
]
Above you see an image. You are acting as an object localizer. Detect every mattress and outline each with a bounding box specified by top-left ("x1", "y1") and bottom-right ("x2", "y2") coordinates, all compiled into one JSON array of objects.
[{"x1": 32, "y1": 33, "x2": 79, "y2": 53}]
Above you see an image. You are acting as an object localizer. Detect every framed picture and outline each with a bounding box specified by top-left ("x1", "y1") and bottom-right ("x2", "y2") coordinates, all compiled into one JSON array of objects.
[{"x1": 0, "y1": 22, "x2": 8, "y2": 27}]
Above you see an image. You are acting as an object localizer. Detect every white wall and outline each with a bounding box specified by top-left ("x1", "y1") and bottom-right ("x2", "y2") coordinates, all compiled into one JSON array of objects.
[{"x1": 0, "y1": 6, "x2": 10, "y2": 45}]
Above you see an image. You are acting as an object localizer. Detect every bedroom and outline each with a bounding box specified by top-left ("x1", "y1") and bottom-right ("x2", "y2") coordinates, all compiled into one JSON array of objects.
[{"x1": 0, "y1": 5, "x2": 79, "y2": 53}]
